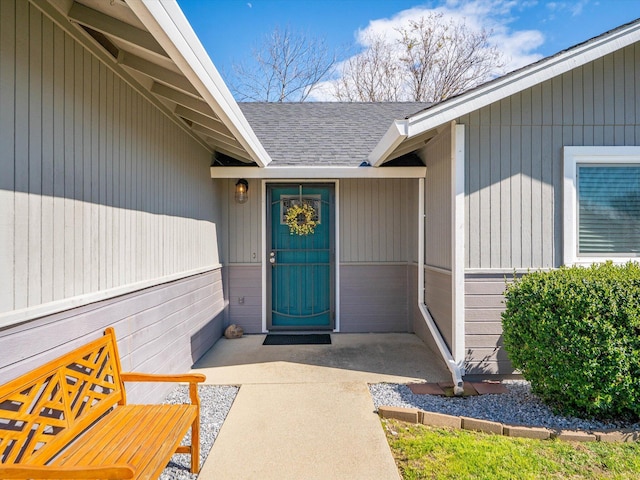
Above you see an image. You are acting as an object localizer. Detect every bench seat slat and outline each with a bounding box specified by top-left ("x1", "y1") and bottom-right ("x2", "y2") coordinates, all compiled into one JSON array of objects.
[
  {"x1": 52, "y1": 405, "x2": 164, "y2": 468},
  {"x1": 50, "y1": 405, "x2": 197, "y2": 480}
]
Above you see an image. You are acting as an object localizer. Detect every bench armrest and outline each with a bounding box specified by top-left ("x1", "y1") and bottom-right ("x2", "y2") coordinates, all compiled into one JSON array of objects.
[
  {"x1": 120, "y1": 372, "x2": 206, "y2": 384},
  {"x1": 0, "y1": 465, "x2": 135, "y2": 479},
  {"x1": 120, "y1": 372, "x2": 206, "y2": 406}
]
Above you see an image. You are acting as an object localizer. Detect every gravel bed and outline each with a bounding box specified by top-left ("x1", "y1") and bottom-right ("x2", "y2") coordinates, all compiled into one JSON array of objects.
[
  {"x1": 369, "y1": 381, "x2": 640, "y2": 431},
  {"x1": 159, "y1": 385, "x2": 238, "y2": 480}
]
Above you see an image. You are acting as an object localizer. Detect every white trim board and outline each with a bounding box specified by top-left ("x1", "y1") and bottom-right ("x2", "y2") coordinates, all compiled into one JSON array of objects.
[
  {"x1": 212, "y1": 166, "x2": 426, "y2": 179},
  {"x1": 452, "y1": 123, "x2": 466, "y2": 367},
  {"x1": 563, "y1": 146, "x2": 640, "y2": 266},
  {"x1": 0, "y1": 265, "x2": 222, "y2": 330}
]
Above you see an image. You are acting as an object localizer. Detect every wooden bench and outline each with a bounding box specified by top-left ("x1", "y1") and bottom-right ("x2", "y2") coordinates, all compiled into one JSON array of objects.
[{"x1": 0, "y1": 327, "x2": 206, "y2": 479}]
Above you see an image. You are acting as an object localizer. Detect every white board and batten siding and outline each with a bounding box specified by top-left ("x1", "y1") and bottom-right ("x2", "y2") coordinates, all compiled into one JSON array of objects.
[
  {"x1": 0, "y1": 0, "x2": 224, "y2": 396},
  {"x1": 460, "y1": 42, "x2": 640, "y2": 374}
]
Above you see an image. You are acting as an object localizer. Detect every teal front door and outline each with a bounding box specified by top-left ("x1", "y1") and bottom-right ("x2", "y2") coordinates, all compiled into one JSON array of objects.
[{"x1": 267, "y1": 184, "x2": 334, "y2": 330}]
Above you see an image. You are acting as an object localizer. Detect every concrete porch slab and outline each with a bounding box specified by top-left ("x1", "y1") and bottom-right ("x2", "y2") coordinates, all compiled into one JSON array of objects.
[
  {"x1": 192, "y1": 333, "x2": 451, "y2": 385},
  {"x1": 191, "y1": 333, "x2": 449, "y2": 479}
]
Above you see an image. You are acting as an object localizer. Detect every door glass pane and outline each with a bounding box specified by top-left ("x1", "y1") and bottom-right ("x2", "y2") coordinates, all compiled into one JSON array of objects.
[{"x1": 578, "y1": 165, "x2": 640, "y2": 255}]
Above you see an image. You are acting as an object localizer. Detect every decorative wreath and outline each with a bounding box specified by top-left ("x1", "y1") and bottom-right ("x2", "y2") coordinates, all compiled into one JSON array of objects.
[{"x1": 284, "y1": 203, "x2": 318, "y2": 236}]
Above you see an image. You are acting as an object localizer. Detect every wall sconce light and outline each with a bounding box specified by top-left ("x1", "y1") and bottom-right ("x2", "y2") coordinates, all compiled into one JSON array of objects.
[{"x1": 235, "y1": 179, "x2": 249, "y2": 204}]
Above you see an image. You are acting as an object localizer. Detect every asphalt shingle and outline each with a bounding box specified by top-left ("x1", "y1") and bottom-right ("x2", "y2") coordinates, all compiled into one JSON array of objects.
[{"x1": 238, "y1": 102, "x2": 430, "y2": 166}]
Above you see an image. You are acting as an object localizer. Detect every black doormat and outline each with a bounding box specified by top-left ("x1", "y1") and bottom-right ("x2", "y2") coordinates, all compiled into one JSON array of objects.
[{"x1": 263, "y1": 334, "x2": 331, "y2": 346}]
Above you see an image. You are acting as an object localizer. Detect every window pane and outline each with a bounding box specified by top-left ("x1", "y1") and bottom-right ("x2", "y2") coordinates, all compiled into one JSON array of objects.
[{"x1": 578, "y1": 165, "x2": 640, "y2": 255}]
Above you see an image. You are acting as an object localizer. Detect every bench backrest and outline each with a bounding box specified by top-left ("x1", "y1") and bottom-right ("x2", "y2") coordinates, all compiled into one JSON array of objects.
[{"x1": 0, "y1": 328, "x2": 125, "y2": 465}]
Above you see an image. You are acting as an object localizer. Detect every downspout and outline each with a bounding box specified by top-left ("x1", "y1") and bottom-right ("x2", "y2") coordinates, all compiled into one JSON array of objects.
[{"x1": 418, "y1": 170, "x2": 464, "y2": 395}]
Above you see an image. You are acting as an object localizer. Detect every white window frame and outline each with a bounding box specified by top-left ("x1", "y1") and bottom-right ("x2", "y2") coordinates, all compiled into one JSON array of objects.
[{"x1": 563, "y1": 146, "x2": 640, "y2": 265}]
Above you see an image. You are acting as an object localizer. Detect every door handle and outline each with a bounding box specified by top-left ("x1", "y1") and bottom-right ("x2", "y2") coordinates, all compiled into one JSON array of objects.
[{"x1": 269, "y1": 251, "x2": 276, "y2": 264}]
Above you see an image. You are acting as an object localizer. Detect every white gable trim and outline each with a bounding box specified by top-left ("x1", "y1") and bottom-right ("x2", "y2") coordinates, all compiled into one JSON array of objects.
[
  {"x1": 370, "y1": 20, "x2": 640, "y2": 165},
  {"x1": 369, "y1": 120, "x2": 409, "y2": 167},
  {"x1": 129, "y1": 0, "x2": 272, "y2": 167}
]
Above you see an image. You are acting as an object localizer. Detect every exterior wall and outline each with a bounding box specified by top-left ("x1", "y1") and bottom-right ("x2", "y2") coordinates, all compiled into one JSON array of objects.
[
  {"x1": 225, "y1": 265, "x2": 262, "y2": 333},
  {"x1": 459, "y1": 42, "x2": 640, "y2": 270},
  {"x1": 464, "y1": 273, "x2": 513, "y2": 375},
  {"x1": 339, "y1": 178, "x2": 416, "y2": 332},
  {"x1": 424, "y1": 268, "x2": 453, "y2": 348},
  {"x1": 421, "y1": 125, "x2": 454, "y2": 349},
  {"x1": 219, "y1": 179, "x2": 263, "y2": 265},
  {"x1": 0, "y1": 270, "x2": 225, "y2": 403},
  {"x1": 216, "y1": 179, "x2": 262, "y2": 332},
  {"x1": 458, "y1": 42, "x2": 640, "y2": 375},
  {"x1": 221, "y1": 178, "x2": 418, "y2": 333},
  {"x1": 340, "y1": 265, "x2": 409, "y2": 332},
  {"x1": 340, "y1": 178, "x2": 412, "y2": 263},
  {"x1": 0, "y1": 1, "x2": 224, "y2": 397}
]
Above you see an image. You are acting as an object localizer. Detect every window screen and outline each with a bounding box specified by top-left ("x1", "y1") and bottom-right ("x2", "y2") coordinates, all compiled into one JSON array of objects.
[{"x1": 577, "y1": 165, "x2": 640, "y2": 255}]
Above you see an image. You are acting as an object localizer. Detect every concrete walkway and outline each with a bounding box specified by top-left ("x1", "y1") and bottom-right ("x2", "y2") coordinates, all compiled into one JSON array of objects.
[{"x1": 192, "y1": 333, "x2": 450, "y2": 480}]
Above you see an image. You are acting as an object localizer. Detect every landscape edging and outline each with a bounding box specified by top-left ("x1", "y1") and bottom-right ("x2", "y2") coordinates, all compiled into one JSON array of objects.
[{"x1": 377, "y1": 405, "x2": 640, "y2": 443}]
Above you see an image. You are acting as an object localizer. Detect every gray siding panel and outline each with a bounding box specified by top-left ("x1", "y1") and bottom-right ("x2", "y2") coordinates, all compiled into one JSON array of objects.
[
  {"x1": 224, "y1": 179, "x2": 262, "y2": 264},
  {"x1": 460, "y1": 42, "x2": 640, "y2": 270},
  {"x1": 424, "y1": 268, "x2": 452, "y2": 350},
  {"x1": 340, "y1": 265, "x2": 408, "y2": 333},
  {"x1": 424, "y1": 127, "x2": 452, "y2": 270},
  {"x1": 0, "y1": 270, "x2": 224, "y2": 403},
  {"x1": 0, "y1": 0, "x2": 16, "y2": 312},
  {"x1": 224, "y1": 177, "x2": 419, "y2": 263},
  {"x1": 340, "y1": 179, "x2": 412, "y2": 263},
  {"x1": 464, "y1": 273, "x2": 514, "y2": 375},
  {"x1": 0, "y1": 1, "x2": 219, "y2": 319},
  {"x1": 422, "y1": 125, "x2": 455, "y2": 352},
  {"x1": 226, "y1": 265, "x2": 263, "y2": 333}
]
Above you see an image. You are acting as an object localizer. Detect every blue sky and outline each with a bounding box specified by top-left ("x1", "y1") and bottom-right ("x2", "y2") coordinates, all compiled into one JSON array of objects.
[{"x1": 177, "y1": 0, "x2": 640, "y2": 97}]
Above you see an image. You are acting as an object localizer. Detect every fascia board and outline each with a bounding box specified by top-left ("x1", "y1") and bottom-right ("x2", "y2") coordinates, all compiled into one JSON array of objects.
[
  {"x1": 128, "y1": 0, "x2": 272, "y2": 167},
  {"x1": 368, "y1": 120, "x2": 408, "y2": 167},
  {"x1": 210, "y1": 166, "x2": 426, "y2": 179},
  {"x1": 405, "y1": 21, "x2": 640, "y2": 139}
]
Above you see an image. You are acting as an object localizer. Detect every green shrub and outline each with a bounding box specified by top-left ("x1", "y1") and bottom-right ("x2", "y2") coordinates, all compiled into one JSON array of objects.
[{"x1": 502, "y1": 262, "x2": 640, "y2": 420}]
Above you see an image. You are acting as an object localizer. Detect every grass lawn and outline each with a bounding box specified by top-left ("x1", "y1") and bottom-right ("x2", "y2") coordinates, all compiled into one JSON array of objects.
[{"x1": 383, "y1": 419, "x2": 640, "y2": 479}]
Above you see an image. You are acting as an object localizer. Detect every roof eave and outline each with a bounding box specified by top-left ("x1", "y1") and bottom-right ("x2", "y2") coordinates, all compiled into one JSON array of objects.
[
  {"x1": 368, "y1": 120, "x2": 409, "y2": 167},
  {"x1": 129, "y1": 0, "x2": 272, "y2": 167}
]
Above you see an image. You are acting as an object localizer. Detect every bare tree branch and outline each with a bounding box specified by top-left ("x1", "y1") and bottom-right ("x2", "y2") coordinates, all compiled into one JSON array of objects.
[
  {"x1": 333, "y1": 33, "x2": 403, "y2": 102},
  {"x1": 397, "y1": 13, "x2": 504, "y2": 102},
  {"x1": 329, "y1": 13, "x2": 505, "y2": 103},
  {"x1": 230, "y1": 26, "x2": 337, "y2": 102}
]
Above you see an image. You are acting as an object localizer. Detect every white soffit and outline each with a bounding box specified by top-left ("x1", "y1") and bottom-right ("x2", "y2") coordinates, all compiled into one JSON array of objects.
[
  {"x1": 128, "y1": 0, "x2": 272, "y2": 167},
  {"x1": 369, "y1": 19, "x2": 640, "y2": 166}
]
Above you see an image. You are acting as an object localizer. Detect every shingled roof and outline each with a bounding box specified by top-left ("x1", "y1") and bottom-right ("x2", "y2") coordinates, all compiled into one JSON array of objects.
[{"x1": 238, "y1": 102, "x2": 429, "y2": 166}]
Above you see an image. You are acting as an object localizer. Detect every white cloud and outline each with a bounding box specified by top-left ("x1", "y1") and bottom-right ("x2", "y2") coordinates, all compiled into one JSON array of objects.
[
  {"x1": 545, "y1": 1, "x2": 590, "y2": 17},
  {"x1": 309, "y1": 0, "x2": 546, "y2": 101},
  {"x1": 361, "y1": 0, "x2": 545, "y2": 73}
]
